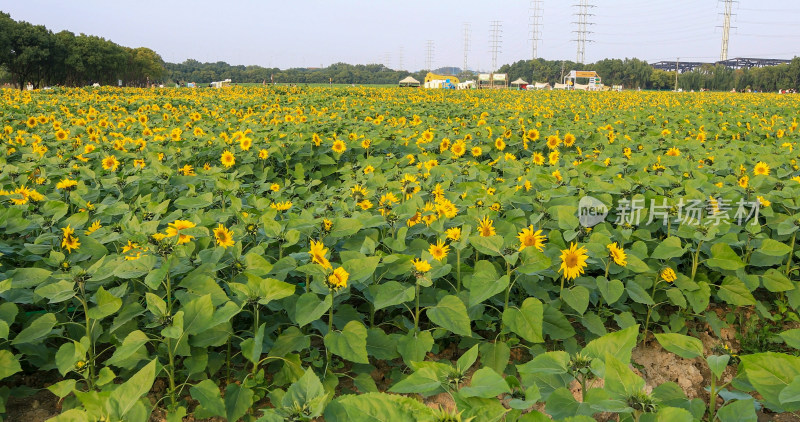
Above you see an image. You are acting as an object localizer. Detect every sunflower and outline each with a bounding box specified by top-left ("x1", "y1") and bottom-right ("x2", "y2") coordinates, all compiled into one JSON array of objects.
[
  {"x1": 526, "y1": 129, "x2": 540, "y2": 141},
  {"x1": 121, "y1": 241, "x2": 144, "y2": 260},
  {"x1": 739, "y1": 174, "x2": 750, "y2": 189},
  {"x1": 309, "y1": 240, "x2": 332, "y2": 269},
  {"x1": 666, "y1": 147, "x2": 680, "y2": 157},
  {"x1": 327, "y1": 267, "x2": 349, "y2": 290},
  {"x1": 478, "y1": 216, "x2": 496, "y2": 237},
  {"x1": 55, "y1": 129, "x2": 69, "y2": 141},
  {"x1": 517, "y1": 225, "x2": 546, "y2": 252},
  {"x1": 61, "y1": 225, "x2": 80, "y2": 253},
  {"x1": 661, "y1": 268, "x2": 677, "y2": 282},
  {"x1": 312, "y1": 133, "x2": 323, "y2": 146},
  {"x1": 532, "y1": 152, "x2": 545, "y2": 166},
  {"x1": 239, "y1": 137, "x2": 252, "y2": 151},
  {"x1": 552, "y1": 170, "x2": 562, "y2": 182},
  {"x1": 471, "y1": 146, "x2": 482, "y2": 157},
  {"x1": 363, "y1": 165, "x2": 374, "y2": 174},
  {"x1": 548, "y1": 151, "x2": 560, "y2": 165},
  {"x1": 757, "y1": 196, "x2": 771, "y2": 207},
  {"x1": 445, "y1": 227, "x2": 461, "y2": 241},
  {"x1": 428, "y1": 239, "x2": 450, "y2": 261},
  {"x1": 165, "y1": 219, "x2": 196, "y2": 245},
  {"x1": 85, "y1": 220, "x2": 102, "y2": 235},
  {"x1": 179, "y1": 164, "x2": 195, "y2": 176},
  {"x1": 357, "y1": 199, "x2": 373, "y2": 210},
  {"x1": 332, "y1": 140, "x2": 346, "y2": 153},
  {"x1": 563, "y1": 133, "x2": 576, "y2": 147},
  {"x1": 102, "y1": 155, "x2": 120, "y2": 171},
  {"x1": 753, "y1": 162, "x2": 770, "y2": 176},
  {"x1": 451, "y1": 141, "x2": 466, "y2": 157},
  {"x1": 546, "y1": 135, "x2": 560, "y2": 149},
  {"x1": 607, "y1": 243, "x2": 627, "y2": 267},
  {"x1": 213, "y1": 224, "x2": 235, "y2": 248},
  {"x1": 259, "y1": 149, "x2": 269, "y2": 159},
  {"x1": 220, "y1": 150, "x2": 235, "y2": 168},
  {"x1": 494, "y1": 138, "x2": 506, "y2": 151},
  {"x1": 421, "y1": 130, "x2": 434, "y2": 143},
  {"x1": 412, "y1": 258, "x2": 432, "y2": 274},
  {"x1": 270, "y1": 201, "x2": 292, "y2": 211},
  {"x1": 559, "y1": 242, "x2": 589, "y2": 281},
  {"x1": 56, "y1": 178, "x2": 78, "y2": 190},
  {"x1": 270, "y1": 183, "x2": 280, "y2": 192}
]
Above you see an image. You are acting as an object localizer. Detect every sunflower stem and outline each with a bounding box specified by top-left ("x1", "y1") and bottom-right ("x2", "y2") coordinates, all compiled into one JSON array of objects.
[{"x1": 456, "y1": 248, "x2": 462, "y2": 293}]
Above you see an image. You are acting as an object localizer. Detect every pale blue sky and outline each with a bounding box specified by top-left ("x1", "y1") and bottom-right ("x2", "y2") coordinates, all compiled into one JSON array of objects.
[{"x1": 4, "y1": 1, "x2": 800, "y2": 71}]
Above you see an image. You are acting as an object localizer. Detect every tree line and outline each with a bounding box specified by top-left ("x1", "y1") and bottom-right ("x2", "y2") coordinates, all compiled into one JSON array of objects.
[
  {"x1": 0, "y1": 12, "x2": 165, "y2": 89},
  {"x1": 3, "y1": 10, "x2": 800, "y2": 91}
]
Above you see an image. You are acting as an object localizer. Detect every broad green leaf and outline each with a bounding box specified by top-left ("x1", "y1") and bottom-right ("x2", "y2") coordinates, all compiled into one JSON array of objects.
[
  {"x1": 269, "y1": 326, "x2": 311, "y2": 357},
  {"x1": 597, "y1": 277, "x2": 625, "y2": 304},
  {"x1": 224, "y1": 383, "x2": 255, "y2": 422},
  {"x1": 366, "y1": 328, "x2": 399, "y2": 360},
  {"x1": 459, "y1": 367, "x2": 511, "y2": 398},
  {"x1": 626, "y1": 279, "x2": 655, "y2": 305},
  {"x1": 561, "y1": 286, "x2": 590, "y2": 315},
  {"x1": 324, "y1": 320, "x2": 369, "y2": 364},
  {"x1": 294, "y1": 293, "x2": 332, "y2": 328},
  {"x1": 779, "y1": 377, "x2": 800, "y2": 407},
  {"x1": 12, "y1": 312, "x2": 56, "y2": 345},
  {"x1": 56, "y1": 341, "x2": 86, "y2": 376},
  {"x1": 707, "y1": 355, "x2": 731, "y2": 380},
  {"x1": 389, "y1": 366, "x2": 442, "y2": 395},
  {"x1": 108, "y1": 358, "x2": 157, "y2": 419},
  {"x1": 757, "y1": 239, "x2": 793, "y2": 257},
  {"x1": 86, "y1": 287, "x2": 122, "y2": 320},
  {"x1": 517, "y1": 247, "x2": 552, "y2": 274},
  {"x1": 479, "y1": 341, "x2": 511, "y2": 375},
  {"x1": 0, "y1": 350, "x2": 21, "y2": 381},
  {"x1": 717, "y1": 276, "x2": 756, "y2": 306},
  {"x1": 324, "y1": 392, "x2": 435, "y2": 422},
  {"x1": 781, "y1": 329, "x2": 800, "y2": 349},
  {"x1": 654, "y1": 406, "x2": 694, "y2": 422},
  {"x1": 427, "y1": 295, "x2": 471, "y2": 336},
  {"x1": 11, "y1": 267, "x2": 52, "y2": 288},
  {"x1": 651, "y1": 236, "x2": 686, "y2": 260},
  {"x1": 715, "y1": 399, "x2": 758, "y2": 422},
  {"x1": 542, "y1": 306, "x2": 575, "y2": 339},
  {"x1": 371, "y1": 281, "x2": 414, "y2": 310},
  {"x1": 283, "y1": 368, "x2": 327, "y2": 417},
  {"x1": 503, "y1": 297, "x2": 544, "y2": 343},
  {"x1": 457, "y1": 344, "x2": 479, "y2": 373},
  {"x1": 182, "y1": 294, "x2": 214, "y2": 336},
  {"x1": 707, "y1": 243, "x2": 745, "y2": 271},
  {"x1": 47, "y1": 379, "x2": 77, "y2": 399},
  {"x1": 469, "y1": 235, "x2": 504, "y2": 256},
  {"x1": 739, "y1": 352, "x2": 800, "y2": 412},
  {"x1": 241, "y1": 323, "x2": 266, "y2": 365},
  {"x1": 604, "y1": 354, "x2": 645, "y2": 400},
  {"x1": 582, "y1": 325, "x2": 640, "y2": 364},
  {"x1": 467, "y1": 260, "x2": 508, "y2": 307},
  {"x1": 761, "y1": 269, "x2": 794, "y2": 292},
  {"x1": 48, "y1": 409, "x2": 89, "y2": 422},
  {"x1": 397, "y1": 331, "x2": 434, "y2": 366},
  {"x1": 655, "y1": 333, "x2": 703, "y2": 359},
  {"x1": 190, "y1": 379, "x2": 226, "y2": 419},
  {"x1": 34, "y1": 280, "x2": 76, "y2": 303},
  {"x1": 253, "y1": 276, "x2": 295, "y2": 305}
]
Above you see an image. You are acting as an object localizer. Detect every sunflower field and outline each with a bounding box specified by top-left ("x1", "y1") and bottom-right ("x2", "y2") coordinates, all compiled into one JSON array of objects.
[{"x1": 2, "y1": 86, "x2": 800, "y2": 421}]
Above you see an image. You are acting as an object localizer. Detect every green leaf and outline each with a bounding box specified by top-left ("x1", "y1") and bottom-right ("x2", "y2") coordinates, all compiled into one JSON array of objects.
[
  {"x1": 459, "y1": 367, "x2": 512, "y2": 398},
  {"x1": 717, "y1": 276, "x2": 756, "y2": 306},
  {"x1": 324, "y1": 392, "x2": 435, "y2": 422},
  {"x1": 324, "y1": 321, "x2": 369, "y2": 364},
  {"x1": 716, "y1": 399, "x2": 758, "y2": 422},
  {"x1": 371, "y1": 281, "x2": 414, "y2": 310},
  {"x1": 427, "y1": 295, "x2": 472, "y2": 336},
  {"x1": 86, "y1": 287, "x2": 122, "y2": 320},
  {"x1": 517, "y1": 247, "x2": 552, "y2": 274},
  {"x1": 342, "y1": 256, "x2": 381, "y2": 284},
  {"x1": 582, "y1": 325, "x2": 640, "y2": 364},
  {"x1": 757, "y1": 239, "x2": 793, "y2": 257},
  {"x1": 174, "y1": 192, "x2": 213, "y2": 209},
  {"x1": 294, "y1": 293, "x2": 332, "y2": 328},
  {"x1": 283, "y1": 368, "x2": 327, "y2": 417},
  {"x1": 654, "y1": 406, "x2": 694, "y2": 422},
  {"x1": 56, "y1": 341, "x2": 86, "y2": 376},
  {"x1": 457, "y1": 344, "x2": 479, "y2": 373},
  {"x1": 707, "y1": 243, "x2": 745, "y2": 271},
  {"x1": 251, "y1": 275, "x2": 295, "y2": 305},
  {"x1": 0, "y1": 350, "x2": 21, "y2": 381},
  {"x1": 34, "y1": 280, "x2": 75, "y2": 303},
  {"x1": 47, "y1": 379, "x2": 77, "y2": 399},
  {"x1": 48, "y1": 409, "x2": 89, "y2": 422},
  {"x1": 11, "y1": 267, "x2": 52, "y2": 288},
  {"x1": 542, "y1": 306, "x2": 575, "y2": 340},
  {"x1": 651, "y1": 236, "x2": 686, "y2": 260},
  {"x1": 224, "y1": 383, "x2": 255, "y2": 422},
  {"x1": 762, "y1": 269, "x2": 794, "y2": 292},
  {"x1": 397, "y1": 331, "x2": 434, "y2": 366},
  {"x1": 780, "y1": 329, "x2": 800, "y2": 349},
  {"x1": 182, "y1": 294, "x2": 214, "y2": 335},
  {"x1": 108, "y1": 358, "x2": 157, "y2": 419},
  {"x1": 707, "y1": 355, "x2": 731, "y2": 380},
  {"x1": 190, "y1": 379, "x2": 226, "y2": 419},
  {"x1": 469, "y1": 235, "x2": 504, "y2": 256},
  {"x1": 596, "y1": 277, "x2": 624, "y2": 304},
  {"x1": 366, "y1": 328, "x2": 399, "y2": 360},
  {"x1": 328, "y1": 218, "x2": 364, "y2": 238},
  {"x1": 655, "y1": 333, "x2": 703, "y2": 359},
  {"x1": 354, "y1": 372, "x2": 379, "y2": 393},
  {"x1": 561, "y1": 286, "x2": 590, "y2": 315},
  {"x1": 780, "y1": 377, "x2": 800, "y2": 407},
  {"x1": 626, "y1": 279, "x2": 655, "y2": 305},
  {"x1": 269, "y1": 326, "x2": 311, "y2": 357},
  {"x1": 389, "y1": 367, "x2": 442, "y2": 395},
  {"x1": 241, "y1": 323, "x2": 266, "y2": 365},
  {"x1": 517, "y1": 351, "x2": 570, "y2": 375},
  {"x1": 604, "y1": 354, "x2": 645, "y2": 400},
  {"x1": 739, "y1": 352, "x2": 800, "y2": 412},
  {"x1": 466, "y1": 260, "x2": 508, "y2": 307},
  {"x1": 12, "y1": 312, "x2": 56, "y2": 345},
  {"x1": 479, "y1": 342, "x2": 511, "y2": 375},
  {"x1": 503, "y1": 297, "x2": 544, "y2": 343}
]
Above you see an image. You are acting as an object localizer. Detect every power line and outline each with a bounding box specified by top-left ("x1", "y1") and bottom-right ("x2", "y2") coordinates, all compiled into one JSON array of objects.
[
  {"x1": 572, "y1": 0, "x2": 595, "y2": 64},
  {"x1": 489, "y1": 21, "x2": 503, "y2": 71},
  {"x1": 719, "y1": 0, "x2": 737, "y2": 61},
  {"x1": 530, "y1": 0, "x2": 543, "y2": 61}
]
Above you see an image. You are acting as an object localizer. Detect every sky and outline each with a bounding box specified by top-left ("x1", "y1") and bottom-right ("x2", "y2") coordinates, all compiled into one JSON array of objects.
[{"x1": 4, "y1": 0, "x2": 800, "y2": 72}]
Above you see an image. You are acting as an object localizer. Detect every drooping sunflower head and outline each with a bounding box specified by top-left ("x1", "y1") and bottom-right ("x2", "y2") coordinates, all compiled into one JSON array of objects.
[
  {"x1": 309, "y1": 240, "x2": 332, "y2": 269},
  {"x1": 327, "y1": 266, "x2": 349, "y2": 290},
  {"x1": 607, "y1": 242, "x2": 627, "y2": 267}
]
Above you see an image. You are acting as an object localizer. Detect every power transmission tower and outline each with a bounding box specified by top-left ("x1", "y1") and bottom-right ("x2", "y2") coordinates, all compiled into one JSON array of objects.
[
  {"x1": 489, "y1": 21, "x2": 503, "y2": 71},
  {"x1": 463, "y1": 23, "x2": 471, "y2": 74},
  {"x1": 425, "y1": 40, "x2": 435, "y2": 71},
  {"x1": 530, "y1": 0, "x2": 543, "y2": 61},
  {"x1": 719, "y1": 0, "x2": 736, "y2": 61},
  {"x1": 398, "y1": 46, "x2": 404, "y2": 71},
  {"x1": 383, "y1": 52, "x2": 391, "y2": 69},
  {"x1": 572, "y1": 0, "x2": 594, "y2": 64}
]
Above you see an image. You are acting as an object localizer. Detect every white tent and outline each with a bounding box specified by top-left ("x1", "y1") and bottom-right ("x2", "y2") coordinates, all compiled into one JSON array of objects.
[
  {"x1": 511, "y1": 78, "x2": 529, "y2": 85},
  {"x1": 399, "y1": 76, "x2": 420, "y2": 87}
]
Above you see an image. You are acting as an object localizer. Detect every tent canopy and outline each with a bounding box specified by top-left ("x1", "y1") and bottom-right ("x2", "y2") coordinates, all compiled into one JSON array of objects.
[
  {"x1": 511, "y1": 78, "x2": 528, "y2": 85},
  {"x1": 399, "y1": 76, "x2": 420, "y2": 84}
]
